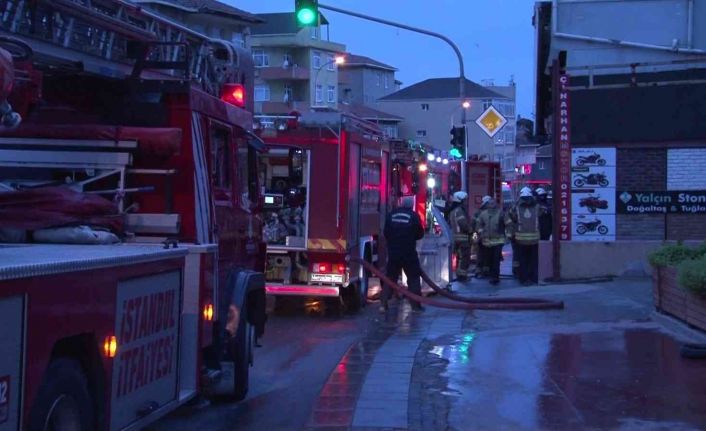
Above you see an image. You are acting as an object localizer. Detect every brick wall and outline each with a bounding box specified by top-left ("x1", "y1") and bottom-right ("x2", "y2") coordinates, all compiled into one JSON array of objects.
[
  {"x1": 667, "y1": 214, "x2": 706, "y2": 241},
  {"x1": 617, "y1": 148, "x2": 665, "y2": 189},
  {"x1": 617, "y1": 214, "x2": 665, "y2": 240},
  {"x1": 668, "y1": 149, "x2": 706, "y2": 190},
  {"x1": 666, "y1": 149, "x2": 706, "y2": 239},
  {"x1": 617, "y1": 148, "x2": 666, "y2": 239}
]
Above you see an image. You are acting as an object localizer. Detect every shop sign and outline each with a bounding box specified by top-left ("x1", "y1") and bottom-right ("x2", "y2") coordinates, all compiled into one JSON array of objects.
[{"x1": 617, "y1": 191, "x2": 706, "y2": 214}]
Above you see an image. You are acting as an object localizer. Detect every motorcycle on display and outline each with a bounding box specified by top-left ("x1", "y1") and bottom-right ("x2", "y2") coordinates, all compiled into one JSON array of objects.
[
  {"x1": 579, "y1": 195, "x2": 609, "y2": 213},
  {"x1": 574, "y1": 172, "x2": 610, "y2": 188},
  {"x1": 576, "y1": 218, "x2": 609, "y2": 235},
  {"x1": 575, "y1": 152, "x2": 607, "y2": 167}
]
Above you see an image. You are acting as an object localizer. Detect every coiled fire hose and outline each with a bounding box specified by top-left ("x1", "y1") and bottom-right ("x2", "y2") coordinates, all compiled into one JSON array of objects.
[{"x1": 351, "y1": 257, "x2": 564, "y2": 311}]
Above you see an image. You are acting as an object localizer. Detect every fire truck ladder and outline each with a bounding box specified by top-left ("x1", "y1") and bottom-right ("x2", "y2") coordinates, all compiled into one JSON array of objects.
[{"x1": 0, "y1": 0, "x2": 243, "y2": 97}]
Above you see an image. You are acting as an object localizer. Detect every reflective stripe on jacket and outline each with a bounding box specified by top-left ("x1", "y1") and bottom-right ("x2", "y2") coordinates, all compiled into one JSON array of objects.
[
  {"x1": 478, "y1": 207, "x2": 505, "y2": 247},
  {"x1": 449, "y1": 206, "x2": 471, "y2": 244},
  {"x1": 514, "y1": 204, "x2": 540, "y2": 245}
]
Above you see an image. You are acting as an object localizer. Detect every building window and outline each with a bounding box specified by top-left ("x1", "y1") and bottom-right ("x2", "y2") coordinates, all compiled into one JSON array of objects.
[
  {"x1": 284, "y1": 84, "x2": 293, "y2": 102},
  {"x1": 310, "y1": 26, "x2": 319, "y2": 39},
  {"x1": 283, "y1": 53, "x2": 292, "y2": 67},
  {"x1": 312, "y1": 51, "x2": 321, "y2": 69},
  {"x1": 383, "y1": 125, "x2": 398, "y2": 138},
  {"x1": 231, "y1": 32, "x2": 245, "y2": 48},
  {"x1": 384, "y1": 74, "x2": 389, "y2": 89},
  {"x1": 327, "y1": 85, "x2": 335, "y2": 103},
  {"x1": 315, "y1": 84, "x2": 323, "y2": 103},
  {"x1": 252, "y1": 49, "x2": 269, "y2": 67},
  {"x1": 421, "y1": 103, "x2": 429, "y2": 111},
  {"x1": 327, "y1": 54, "x2": 335, "y2": 71},
  {"x1": 254, "y1": 85, "x2": 270, "y2": 101},
  {"x1": 416, "y1": 130, "x2": 427, "y2": 138},
  {"x1": 482, "y1": 99, "x2": 492, "y2": 110},
  {"x1": 376, "y1": 72, "x2": 381, "y2": 86},
  {"x1": 503, "y1": 157, "x2": 514, "y2": 172}
]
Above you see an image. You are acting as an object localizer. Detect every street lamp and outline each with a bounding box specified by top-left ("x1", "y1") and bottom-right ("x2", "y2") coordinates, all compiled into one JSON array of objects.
[
  {"x1": 313, "y1": 55, "x2": 345, "y2": 106},
  {"x1": 449, "y1": 100, "x2": 471, "y2": 127}
]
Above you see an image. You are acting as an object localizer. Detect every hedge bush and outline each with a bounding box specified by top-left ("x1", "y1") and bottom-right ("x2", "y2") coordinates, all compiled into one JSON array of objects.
[
  {"x1": 678, "y1": 255, "x2": 706, "y2": 296},
  {"x1": 648, "y1": 243, "x2": 699, "y2": 268},
  {"x1": 695, "y1": 242, "x2": 706, "y2": 258}
]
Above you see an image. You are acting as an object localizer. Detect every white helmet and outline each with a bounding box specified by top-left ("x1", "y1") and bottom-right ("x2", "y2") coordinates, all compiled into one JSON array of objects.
[
  {"x1": 399, "y1": 195, "x2": 415, "y2": 208},
  {"x1": 452, "y1": 191, "x2": 468, "y2": 202},
  {"x1": 536, "y1": 188, "x2": 547, "y2": 196},
  {"x1": 520, "y1": 188, "x2": 533, "y2": 198},
  {"x1": 481, "y1": 195, "x2": 493, "y2": 205}
]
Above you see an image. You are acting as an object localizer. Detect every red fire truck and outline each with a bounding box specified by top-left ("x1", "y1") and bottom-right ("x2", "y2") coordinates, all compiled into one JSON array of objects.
[
  {"x1": 257, "y1": 112, "x2": 389, "y2": 311},
  {"x1": 452, "y1": 160, "x2": 503, "y2": 214},
  {"x1": 0, "y1": 1, "x2": 265, "y2": 430}
]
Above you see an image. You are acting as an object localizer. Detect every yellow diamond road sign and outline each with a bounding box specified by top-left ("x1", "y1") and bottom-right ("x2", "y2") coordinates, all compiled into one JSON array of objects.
[{"x1": 476, "y1": 105, "x2": 507, "y2": 138}]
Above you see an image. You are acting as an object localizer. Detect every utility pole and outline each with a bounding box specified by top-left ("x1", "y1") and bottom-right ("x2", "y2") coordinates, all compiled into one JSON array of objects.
[{"x1": 317, "y1": 3, "x2": 469, "y2": 190}]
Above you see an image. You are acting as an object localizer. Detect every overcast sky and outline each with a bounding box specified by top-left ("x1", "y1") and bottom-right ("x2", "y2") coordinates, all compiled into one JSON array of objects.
[{"x1": 230, "y1": 0, "x2": 537, "y2": 120}]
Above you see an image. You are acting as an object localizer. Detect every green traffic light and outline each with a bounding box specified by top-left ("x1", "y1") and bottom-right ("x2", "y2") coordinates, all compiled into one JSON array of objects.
[
  {"x1": 449, "y1": 148, "x2": 462, "y2": 158},
  {"x1": 297, "y1": 7, "x2": 316, "y2": 25}
]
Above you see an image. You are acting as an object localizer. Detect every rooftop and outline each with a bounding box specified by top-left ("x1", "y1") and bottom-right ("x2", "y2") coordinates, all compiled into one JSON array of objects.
[
  {"x1": 340, "y1": 54, "x2": 397, "y2": 71},
  {"x1": 536, "y1": 144, "x2": 552, "y2": 158},
  {"x1": 133, "y1": 0, "x2": 262, "y2": 23},
  {"x1": 379, "y1": 78, "x2": 507, "y2": 101},
  {"x1": 338, "y1": 103, "x2": 403, "y2": 122},
  {"x1": 252, "y1": 12, "x2": 329, "y2": 35}
]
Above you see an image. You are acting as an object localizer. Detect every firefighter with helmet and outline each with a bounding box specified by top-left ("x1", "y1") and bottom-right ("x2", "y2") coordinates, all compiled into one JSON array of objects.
[
  {"x1": 536, "y1": 188, "x2": 553, "y2": 240},
  {"x1": 448, "y1": 191, "x2": 472, "y2": 282},
  {"x1": 477, "y1": 195, "x2": 506, "y2": 285},
  {"x1": 382, "y1": 195, "x2": 425, "y2": 312},
  {"x1": 507, "y1": 187, "x2": 540, "y2": 285}
]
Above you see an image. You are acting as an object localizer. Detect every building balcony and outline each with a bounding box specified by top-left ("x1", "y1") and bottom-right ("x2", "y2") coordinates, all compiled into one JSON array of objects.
[
  {"x1": 257, "y1": 100, "x2": 310, "y2": 115},
  {"x1": 256, "y1": 66, "x2": 310, "y2": 81}
]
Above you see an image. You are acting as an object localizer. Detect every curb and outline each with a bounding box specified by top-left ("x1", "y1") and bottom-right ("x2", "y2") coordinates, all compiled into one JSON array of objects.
[
  {"x1": 651, "y1": 311, "x2": 706, "y2": 343},
  {"x1": 306, "y1": 320, "x2": 397, "y2": 430}
]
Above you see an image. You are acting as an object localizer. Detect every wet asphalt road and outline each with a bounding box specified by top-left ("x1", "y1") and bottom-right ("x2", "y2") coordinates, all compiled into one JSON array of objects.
[{"x1": 146, "y1": 298, "x2": 379, "y2": 431}]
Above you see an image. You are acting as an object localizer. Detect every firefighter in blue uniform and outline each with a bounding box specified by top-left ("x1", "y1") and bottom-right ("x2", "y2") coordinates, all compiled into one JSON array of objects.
[{"x1": 382, "y1": 195, "x2": 425, "y2": 312}]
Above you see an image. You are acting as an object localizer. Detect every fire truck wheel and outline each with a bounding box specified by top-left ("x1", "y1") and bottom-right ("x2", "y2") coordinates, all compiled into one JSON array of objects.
[
  {"x1": 232, "y1": 322, "x2": 252, "y2": 402},
  {"x1": 342, "y1": 283, "x2": 361, "y2": 313},
  {"x1": 29, "y1": 358, "x2": 94, "y2": 431}
]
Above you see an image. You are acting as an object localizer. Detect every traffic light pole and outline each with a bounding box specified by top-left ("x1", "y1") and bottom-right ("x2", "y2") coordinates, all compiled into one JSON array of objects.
[{"x1": 317, "y1": 2, "x2": 469, "y2": 190}]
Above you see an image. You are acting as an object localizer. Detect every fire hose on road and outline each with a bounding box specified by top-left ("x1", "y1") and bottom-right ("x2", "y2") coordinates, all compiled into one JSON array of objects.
[{"x1": 351, "y1": 257, "x2": 564, "y2": 311}]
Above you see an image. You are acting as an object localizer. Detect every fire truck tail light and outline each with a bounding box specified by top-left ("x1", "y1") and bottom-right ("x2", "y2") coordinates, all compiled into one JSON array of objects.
[
  {"x1": 221, "y1": 83, "x2": 246, "y2": 108},
  {"x1": 103, "y1": 335, "x2": 117, "y2": 358},
  {"x1": 203, "y1": 303, "x2": 214, "y2": 321},
  {"x1": 312, "y1": 262, "x2": 347, "y2": 273}
]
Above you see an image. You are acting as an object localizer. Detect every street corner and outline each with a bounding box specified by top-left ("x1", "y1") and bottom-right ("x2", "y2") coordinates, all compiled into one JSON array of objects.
[{"x1": 407, "y1": 323, "x2": 706, "y2": 431}]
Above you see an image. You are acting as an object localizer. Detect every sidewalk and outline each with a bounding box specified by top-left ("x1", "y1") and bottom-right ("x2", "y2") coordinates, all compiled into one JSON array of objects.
[{"x1": 308, "y1": 269, "x2": 706, "y2": 430}]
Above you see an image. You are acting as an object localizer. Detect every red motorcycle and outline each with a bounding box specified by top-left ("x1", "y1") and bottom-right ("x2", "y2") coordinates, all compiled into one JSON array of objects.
[{"x1": 579, "y1": 195, "x2": 609, "y2": 213}]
